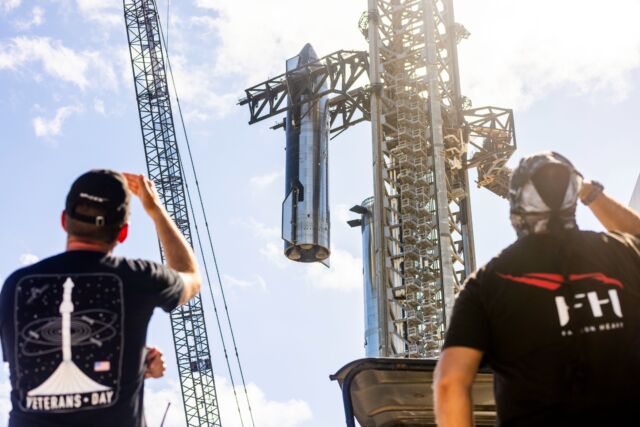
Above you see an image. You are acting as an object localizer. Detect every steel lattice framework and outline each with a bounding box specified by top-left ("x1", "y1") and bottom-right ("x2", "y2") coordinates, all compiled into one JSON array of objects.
[
  {"x1": 124, "y1": 1, "x2": 221, "y2": 425},
  {"x1": 239, "y1": 50, "x2": 371, "y2": 135},
  {"x1": 366, "y1": 0, "x2": 515, "y2": 357}
]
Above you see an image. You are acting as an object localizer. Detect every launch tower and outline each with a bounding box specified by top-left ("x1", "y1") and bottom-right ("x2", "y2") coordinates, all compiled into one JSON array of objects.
[{"x1": 362, "y1": 0, "x2": 515, "y2": 357}]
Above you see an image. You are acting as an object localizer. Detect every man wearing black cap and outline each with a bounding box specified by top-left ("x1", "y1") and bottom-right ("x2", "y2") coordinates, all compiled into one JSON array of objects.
[
  {"x1": 434, "y1": 152, "x2": 640, "y2": 427},
  {"x1": 0, "y1": 170, "x2": 201, "y2": 427}
]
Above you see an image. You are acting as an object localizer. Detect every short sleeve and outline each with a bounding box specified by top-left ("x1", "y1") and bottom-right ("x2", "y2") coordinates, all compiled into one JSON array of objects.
[
  {"x1": 606, "y1": 232, "x2": 640, "y2": 267},
  {"x1": 443, "y1": 273, "x2": 491, "y2": 352},
  {"x1": 130, "y1": 259, "x2": 185, "y2": 312},
  {"x1": 621, "y1": 233, "x2": 640, "y2": 261},
  {"x1": 0, "y1": 274, "x2": 15, "y2": 362}
]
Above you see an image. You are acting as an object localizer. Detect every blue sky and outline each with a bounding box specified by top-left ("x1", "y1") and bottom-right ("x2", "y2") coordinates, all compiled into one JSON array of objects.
[{"x1": 0, "y1": 0, "x2": 639, "y2": 426}]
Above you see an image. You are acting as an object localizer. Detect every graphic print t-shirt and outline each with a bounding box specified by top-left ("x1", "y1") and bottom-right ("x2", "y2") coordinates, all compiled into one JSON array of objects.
[
  {"x1": 443, "y1": 230, "x2": 640, "y2": 426},
  {"x1": 0, "y1": 251, "x2": 184, "y2": 427}
]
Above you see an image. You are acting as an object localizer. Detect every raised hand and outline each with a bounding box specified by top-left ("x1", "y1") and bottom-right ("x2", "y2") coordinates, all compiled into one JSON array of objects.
[
  {"x1": 123, "y1": 172, "x2": 163, "y2": 215},
  {"x1": 144, "y1": 346, "x2": 166, "y2": 379}
]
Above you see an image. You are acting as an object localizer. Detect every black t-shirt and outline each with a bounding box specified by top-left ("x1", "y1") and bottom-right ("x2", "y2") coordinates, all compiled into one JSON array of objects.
[
  {"x1": 0, "y1": 250, "x2": 184, "y2": 427},
  {"x1": 444, "y1": 230, "x2": 640, "y2": 426}
]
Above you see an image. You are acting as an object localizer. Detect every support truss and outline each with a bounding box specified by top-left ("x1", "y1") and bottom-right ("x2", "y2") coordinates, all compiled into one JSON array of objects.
[
  {"x1": 124, "y1": 1, "x2": 221, "y2": 425},
  {"x1": 239, "y1": 50, "x2": 370, "y2": 134},
  {"x1": 464, "y1": 106, "x2": 517, "y2": 198}
]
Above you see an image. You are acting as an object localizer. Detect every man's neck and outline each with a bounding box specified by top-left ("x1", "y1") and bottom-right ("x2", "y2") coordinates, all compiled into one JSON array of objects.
[{"x1": 66, "y1": 237, "x2": 114, "y2": 254}]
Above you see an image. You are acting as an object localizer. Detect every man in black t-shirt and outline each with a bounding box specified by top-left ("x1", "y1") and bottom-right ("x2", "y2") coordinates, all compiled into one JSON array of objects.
[
  {"x1": 0, "y1": 170, "x2": 202, "y2": 427},
  {"x1": 434, "y1": 152, "x2": 640, "y2": 427}
]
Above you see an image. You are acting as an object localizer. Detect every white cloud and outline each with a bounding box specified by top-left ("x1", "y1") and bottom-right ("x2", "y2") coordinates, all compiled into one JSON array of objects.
[
  {"x1": 0, "y1": 375, "x2": 311, "y2": 426},
  {"x1": 305, "y1": 248, "x2": 361, "y2": 292},
  {"x1": 192, "y1": 0, "x2": 640, "y2": 116},
  {"x1": 249, "y1": 170, "x2": 284, "y2": 191},
  {"x1": 259, "y1": 242, "x2": 288, "y2": 269},
  {"x1": 145, "y1": 378, "x2": 312, "y2": 427},
  {"x1": 14, "y1": 6, "x2": 44, "y2": 30},
  {"x1": 247, "y1": 218, "x2": 281, "y2": 239},
  {"x1": 334, "y1": 204, "x2": 354, "y2": 225},
  {"x1": 235, "y1": 218, "x2": 280, "y2": 240},
  {"x1": 190, "y1": 15, "x2": 217, "y2": 32},
  {"x1": 195, "y1": 0, "x2": 215, "y2": 9},
  {"x1": 19, "y1": 253, "x2": 39, "y2": 265},
  {"x1": 75, "y1": 0, "x2": 121, "y2": 26},
  {"x1": 0, "y1": 37, "x2": 117, "y2": 90},
  {"x1": 198, "y1": 0, "x2": 367, "y2": 87},
  {"x1": 167, "y1": 54, "x2": 238, "y2": 120},
  {"x1": 0, "y1": 376, "x2": 9, "y2": 427},
  {"x1": 248, "y1": 218, "x2": 362, "y2": 292},
  {"x1": 161, "y1": 0, "x2": 367, "y2": 118},
  {"x1": 32, "y1": 104, "x2": 84, "y2": 138},
  {"x1": 456, "y1": 0, "x2": 640, "y2": 109},
  {"x1": 1, "y1": 0, "x2": 20, "y2": 13},
  {"x1": 223, "y1": 274, "x2": 267, "y2": 292},
  {"x1": 93, "y1": 98, "x2": 106, "y2": 115}
]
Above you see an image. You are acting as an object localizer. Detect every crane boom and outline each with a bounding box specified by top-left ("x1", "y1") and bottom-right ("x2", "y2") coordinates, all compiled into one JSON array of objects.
[{"x1": 123, "y1": 1, "x2": 222, "y2": 425}]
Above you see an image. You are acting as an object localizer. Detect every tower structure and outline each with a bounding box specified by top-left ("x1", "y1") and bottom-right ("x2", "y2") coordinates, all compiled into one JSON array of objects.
[
  {"x1": 363, "y1": 0, "x2": 514, "y2": 357},
  {"x1": 124, "y1": 1, "x2": 221, "y2": 425}
]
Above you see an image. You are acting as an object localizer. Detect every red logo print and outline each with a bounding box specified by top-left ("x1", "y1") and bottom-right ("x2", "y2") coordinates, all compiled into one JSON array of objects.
[{"x1": 497, "y1": 272, "x2": 623, "y2": 291}]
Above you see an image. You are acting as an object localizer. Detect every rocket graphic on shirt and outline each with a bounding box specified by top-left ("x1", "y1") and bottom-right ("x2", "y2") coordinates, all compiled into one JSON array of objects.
[{"x1": 15, "y1": 275, "x2": 124, "y2": 412}]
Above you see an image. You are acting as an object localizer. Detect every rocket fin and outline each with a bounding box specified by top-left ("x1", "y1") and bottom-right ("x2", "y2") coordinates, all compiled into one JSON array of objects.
[
  {"x1": 282, "y1": 189, "x2": 295, "y2": 244},
  {"x1": 320, "y1": 257, "x2": 330, "y2": 268}
]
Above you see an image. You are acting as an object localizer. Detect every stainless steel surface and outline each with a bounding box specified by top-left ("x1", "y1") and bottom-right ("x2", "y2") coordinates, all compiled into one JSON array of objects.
[
  {"x1": 422, "y1": 0, "x2": 456, "y2": 328},
  {"x1": 332, "y1": 358, "x2": 496, "y2": 427},
  {"x1": 367, "y1": 0, "x2": 392, "y2": 357},
  {"x1": 631, "y1": 173, "x2": 640, "y2": 210},
  {"x1": 282, "y1": 43, "x2": 331, "y2": 263},
  {"x1": 360, "y1": 197, "x2": 381, "y2": 357}
]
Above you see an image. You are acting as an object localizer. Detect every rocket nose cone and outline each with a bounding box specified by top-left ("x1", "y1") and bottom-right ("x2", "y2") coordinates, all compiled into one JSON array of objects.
[{"x1": 298, "y1": 43, "x2": 318, "y2": 64}]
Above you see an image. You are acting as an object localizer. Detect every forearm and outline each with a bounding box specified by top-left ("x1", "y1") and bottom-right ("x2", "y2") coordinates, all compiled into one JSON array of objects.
[
  {"x1": 435, "y1": 382, "x2": 474, "y2": 427},
  {"x1": 588, "y1": 192, "x2": 640, "y2": 235},
  {"x1": 149, "y1": 206, "x2": 198, "y2": 274}
]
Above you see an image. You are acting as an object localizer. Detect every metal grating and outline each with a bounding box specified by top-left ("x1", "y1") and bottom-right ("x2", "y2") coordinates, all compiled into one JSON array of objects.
[{"x1": 367, "y1": 0, "x2": 476, "y2": 358}]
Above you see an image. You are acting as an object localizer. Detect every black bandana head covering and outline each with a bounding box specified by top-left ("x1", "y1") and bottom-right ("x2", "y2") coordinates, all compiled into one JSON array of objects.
[{"x1": 509, "y1": 151, "x2": 582, "y2": 238}]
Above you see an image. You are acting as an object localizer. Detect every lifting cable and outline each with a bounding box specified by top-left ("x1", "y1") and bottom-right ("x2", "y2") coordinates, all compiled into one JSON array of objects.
[{"x1": 153, "y1": 1, "x2": 257, "y2": 426}]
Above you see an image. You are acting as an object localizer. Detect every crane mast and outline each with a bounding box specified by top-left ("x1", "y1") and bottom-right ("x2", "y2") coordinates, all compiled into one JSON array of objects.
[{"x1": 123, "y1": 1, "x2": 222, "y2": 425}]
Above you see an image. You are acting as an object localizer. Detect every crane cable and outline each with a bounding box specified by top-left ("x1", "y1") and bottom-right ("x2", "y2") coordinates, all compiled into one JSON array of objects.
[
  {"x1": 153, "y1": 1, "x2": 257, "y2": 426},
  {"x1": 181, "y1": 149, "x2": 245, "y2": 427},
  {"x1": 155, "y1": 7, "x2": 246, "y2": 427}
]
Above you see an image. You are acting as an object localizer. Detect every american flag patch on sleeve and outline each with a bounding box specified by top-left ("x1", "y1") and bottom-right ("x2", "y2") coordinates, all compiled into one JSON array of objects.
[{"x1": 94, "y1": 361, "x2": 111, "y2": 372}]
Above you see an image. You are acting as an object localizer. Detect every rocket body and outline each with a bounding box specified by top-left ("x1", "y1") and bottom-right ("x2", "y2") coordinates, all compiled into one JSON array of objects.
[{"x1": 282, "y1": 44, "x2": 331, "y2": 263}]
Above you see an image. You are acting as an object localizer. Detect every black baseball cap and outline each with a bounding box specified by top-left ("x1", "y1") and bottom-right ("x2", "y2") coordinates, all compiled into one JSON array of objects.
[{"x1": 65, "y1": 169, "x2": 130, "y2": 227}]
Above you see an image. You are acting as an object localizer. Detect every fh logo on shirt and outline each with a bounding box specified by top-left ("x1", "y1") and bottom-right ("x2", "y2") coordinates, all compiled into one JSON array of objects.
[
  {"x1": 555, "y1": 289, "x2": 624, "y2": 335},
  {"x1": 497, "y1": 272, "x2": 626, "y2": 336}
]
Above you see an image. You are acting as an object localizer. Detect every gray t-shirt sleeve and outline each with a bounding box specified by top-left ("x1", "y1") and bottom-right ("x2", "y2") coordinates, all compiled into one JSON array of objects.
[{"x1": 130, "y1": 259, "x2": 185, "y2": 312}]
